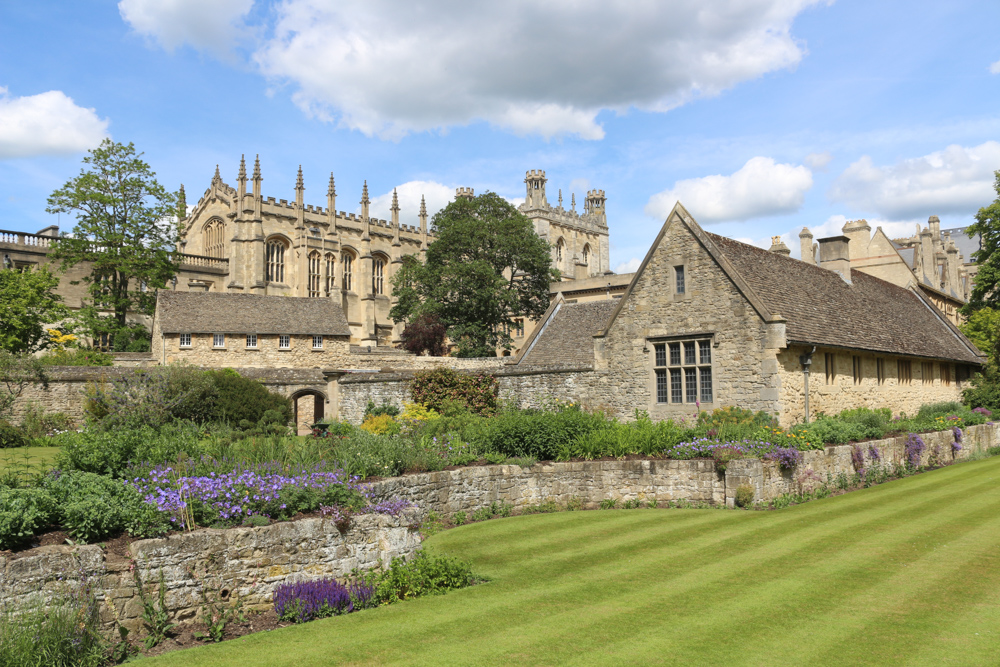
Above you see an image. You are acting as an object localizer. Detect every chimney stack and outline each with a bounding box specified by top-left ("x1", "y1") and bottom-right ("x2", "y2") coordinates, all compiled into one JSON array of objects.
[
  {"x1": 799, "y1": 227, "x2": 816, "y2": 264},
  {"x1": 818, "y1": 236, "x2": 852, "y2": 283}
]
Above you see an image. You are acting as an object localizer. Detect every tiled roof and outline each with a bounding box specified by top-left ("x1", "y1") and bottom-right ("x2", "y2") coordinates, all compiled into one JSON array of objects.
[
  {"x1": 706, "y1": 233, "x2": 982, "y2": 364},
  {"x1": 156, "y1": 291, "x2": 352, "y2": 336},
  {"x1": 517, "y1": 300, "x2": 618, "y2": 367}
]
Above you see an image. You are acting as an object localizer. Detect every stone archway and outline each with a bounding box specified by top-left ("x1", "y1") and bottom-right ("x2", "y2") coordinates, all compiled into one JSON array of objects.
[{"x1": 291, "y1": 389, "x2": 327, "y2": 435}]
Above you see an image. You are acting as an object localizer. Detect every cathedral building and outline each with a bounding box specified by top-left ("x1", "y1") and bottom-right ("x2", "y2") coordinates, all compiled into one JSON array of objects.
[{"x1": 176, "y1": 158, "x2": 611, "y2": 348}]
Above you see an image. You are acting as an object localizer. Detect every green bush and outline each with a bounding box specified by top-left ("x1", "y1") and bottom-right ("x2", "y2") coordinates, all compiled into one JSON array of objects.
[
  {"x1": 0, "y1": 588, "x2": 108, "y2": 667},
  {"x1": 0, "y1": 487, "x2": 56, "y2": 550},
  {"x1": 57, "y1": 422, "x2": 202, "y2": 477},
  {"x1": 735, "y1": 484, "x2": 755, "y2": 508},
  {"x1": 479, "y1": 404, "x2": 607, "y2": 460},
  {"x1": 0, "y1": 421, "x2": 28, "y2": 449},
  {"x1": 410, "y1": 368, "x2": 498, "y2": 416},
  {"x1": 38, "y1": 347, "x2": 113, "y2": 367},
  {"x1": 45, "y1": 471, "x2": 169, "y2": 542},
  {"x1": 364, "y1": 400, "x2": 401, "y2": 420},
  {"x1": 207, "y1": 369, "x2": 292, "y2": 426},
  {"x1": 18, "y1": 403, "x2": 75, "y2": 439},
  {"x1": 360, "y1": 550, "x2": 475, "y2": 605},
  {"x1": 963, "y1": 368, "x2": 1000, "y2": 413}
]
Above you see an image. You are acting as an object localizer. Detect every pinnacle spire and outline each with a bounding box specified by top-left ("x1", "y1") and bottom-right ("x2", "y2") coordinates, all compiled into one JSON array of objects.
[
  {"x1": 296, "y1": 165, "x2": 304, "y2": 190},
  {"x1": 361, "y1": 180, "x2": 369, "y2": 204},
  {"x1": 571, "y1": 192, "x2": 576, "y2": 211},
  {"x1": 558, "y1": 189, "x2": 563, "y2": 207},
  {"x1": 212, "y1": 165, "x2": 222, "y2": 184},
  {"x1": 391, "y1": 188, "x2": 399, "y2": 211},
  {"x1": 238, "y1": 155, "x2": 246, "y2": 180},
  {"x1": 252, "y1": 154, "x2": 261, "y2": 180},
  {"x1": 328, "y1": 173, "x2": 336, "y2": 196},
  {"x1": 420, "y1": 195, "x2": 427, "y2": 217}
]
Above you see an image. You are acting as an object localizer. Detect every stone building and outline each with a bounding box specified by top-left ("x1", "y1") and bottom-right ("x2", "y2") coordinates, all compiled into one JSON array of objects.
[
  {"x1": 511, "y1": 203, "x2": 984, "y2": 425},
  {"x1": 796, "y1": 216, "x2": 980, "y2": 325}
]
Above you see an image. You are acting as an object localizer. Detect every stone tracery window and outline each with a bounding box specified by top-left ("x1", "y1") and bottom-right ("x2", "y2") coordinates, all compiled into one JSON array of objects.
[
  {"x1": 308, "y1": 250, "x2": 321, "y2": 298},
  {"x1": 342, "y1": 251, "x2": 354, "y2": 292},
  {"x1": 373, "y1": 254, "x2": 387, "y2": 295},
  {"x1": 582, "y1": 244, "x2": 590, "y2": 266},
  {"x1": 204, "y1": 219, "x2": 225, "y2": 258},
  {"x1": 325, "y1": 252, "x2": 336, "y2": 294},
  {"x1": 555, "y1": 239, "x2": 564, "y2": 263},
  {"x1": 265, "y1": 237, "x2": 288, "y2": 283}
]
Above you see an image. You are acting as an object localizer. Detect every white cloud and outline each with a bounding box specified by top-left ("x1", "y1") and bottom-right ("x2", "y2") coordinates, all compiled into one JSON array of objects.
[
  {"x1": 368, "y1": 180, "x2": 455, "y2": 227},
  {"x1": 128, "y1": 0, "x2": 823, "y2": 139},
  {"x1": 118, "y1": 0, "x2": 254, "y2": 58},
  {"x1": 615, "y1": 258, "x2": 642, "y2": 274},
  {"x1": 829, "y1": 141, "x2": 1000, "y2": 219},
  {"x1": 804, "y1": 151, "x2": 833, "y2": 170},
  {"x1": 990, "y1": 59, "x2": 1000, "y2": 75},
  {"x1": 645, "y1": 157, "x2": 813, "y2": 223},
  {"x1": 0, "y1": 87, "x2": 109, "y2": 159}
]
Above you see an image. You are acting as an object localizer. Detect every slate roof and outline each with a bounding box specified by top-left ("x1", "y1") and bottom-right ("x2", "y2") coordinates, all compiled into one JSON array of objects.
[
  {"x1": 705, "y1": 233, "x2": 982, "y2": 364},
  {"x1": 155, "y1": 291, "x2": 352, "y2": 336},
  {"x1": 516, "y1": 299, "x2": 618, "y2": 367}
]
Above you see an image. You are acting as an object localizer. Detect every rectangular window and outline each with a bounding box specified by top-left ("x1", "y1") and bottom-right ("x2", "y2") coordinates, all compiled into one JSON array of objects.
[
  {"x1": 852, "y1": 356, "x2": 862, "y2": 385},
  {"x1": 671, "y1": 369, "x2": 682, "y2": 403},
  {"x1": 825, "y1": 353, "x2": 836, "y2": 385},
  {"x1": 675, "y1": 266, "x2": 685, "y2": 294},
  {"x1": 312, "y1": 335, "x2": 323, "y2": 349},
  {"x1": 941, "y1": 363, "x2": 951, "y2": 386},
  {"x1": 514, "y1": 318, "x2": 525, "y2": 338},
  {"x1": 213, "y1": 333, "x2": 224, "y2": 348},
  {"x1": 922, "y1": 362, "x2": 934, "y2": 385},
  {"x1": 246, "y1": 334, "x2": 257, "y2": 349},
  {"x1": 655, "y1": 369, "x2": 669, "y2": 403},
  {"x1": 279, "y1": 334, "x2": 290, "y2": 349},
  {"x1": 898, "y1": 359, "x2": 912, "y2": 385},
  {"x1": 876, "y1": 358, "x2": 885, "y2": 385},
  {"x1": 179, "y1": 333, "x2": 192, "y2": 348},
  {"x1": 653, "y1": 339, "x2": 713, "y2": 404}
]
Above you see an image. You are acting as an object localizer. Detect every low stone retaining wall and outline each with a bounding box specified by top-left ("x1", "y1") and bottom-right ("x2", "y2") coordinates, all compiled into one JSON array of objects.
[
  {"x1": 367, "y1": 423, "x2": 999, "y2": 514},
  {"x1": 0, "y1": 512, "x2": 421, "y2": 632}
]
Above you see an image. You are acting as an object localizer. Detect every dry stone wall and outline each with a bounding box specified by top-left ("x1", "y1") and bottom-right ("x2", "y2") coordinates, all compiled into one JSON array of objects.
[{"x1": 0, "y1": 513, "x2": 420, "y2": 633}]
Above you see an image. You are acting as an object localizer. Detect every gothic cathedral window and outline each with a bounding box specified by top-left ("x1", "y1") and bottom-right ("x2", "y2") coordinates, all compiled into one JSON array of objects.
[
  {"x1": 582, "y1": 244, "x2": 590, "y2": 266},
  {"x1": 265, "y1": 238, "x2": 287, "y2": 283},
  {"x1": 204, "y1": 219, "x2": 225, "y2": 258},
  {"x1": 555, "y1": 239, "x2": 564, "y2": 264},
  {"x1": 373, "y1": 255, "x2": 386, "y2": 295},
  {"x1": 308, "y1": 251, "x2": 321, "y2": 298},
  {"x1": 342, "y1": 252, "x2": 354, "y2": 292},
  {"x1": 325, "y1": 253, "x2": 336, "y2": 294}
]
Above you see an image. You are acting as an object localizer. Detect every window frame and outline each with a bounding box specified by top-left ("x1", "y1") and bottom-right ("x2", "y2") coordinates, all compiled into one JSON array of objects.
[
  {"x1": 246, "y1": 333, "x2": 258, "y2": 349},
  {"x1": 307, "y1": 250, "x2": 322, "y2": 298},
  {"x1": 278, "y1": 334, "x2": 291, "y2": 350},
  {"x1": 265, "y1": 237, "x2": 288, "y2": 283},
  {"x1": 652, "y1": 336, "x2": 713, "y2": 406},
  {"x1": 674, "y1": 265, "x2": 686, "y2": 295},
  {"x1": 179, "y1": 333, "x2": 192, "y2": 348},
  {"x1": 312, "y1": 335, "x2": 323, "y2": 350},
  {"x1": 212, "y1": 333, "x2": 225, "y2": 349}
]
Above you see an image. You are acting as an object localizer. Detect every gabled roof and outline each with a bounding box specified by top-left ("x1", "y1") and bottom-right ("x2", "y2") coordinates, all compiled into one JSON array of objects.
[
  {"x1": 155, "y1": 290, "x2": 352, "y2": 336},
  {"x1": 515, "y1": 297, "x2": 618, "y2": 367},
  {"x1": 601, "y1": 203, "x2": 983, "y2": 365}
]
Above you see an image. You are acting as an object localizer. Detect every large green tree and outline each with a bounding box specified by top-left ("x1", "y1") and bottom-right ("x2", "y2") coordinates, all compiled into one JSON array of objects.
[
  {"x1": 0, "y1": 266, "x2": 70, "y2": 353},
  {"x1": 962, "y1": 170, "x2": 1000, "y2": 315},
  {"x1": 390, "y1": 192, "x2": 557, "y2": 356},
  {"x1": 46, "y1": 139, "x2": 180, "y2": 346}
]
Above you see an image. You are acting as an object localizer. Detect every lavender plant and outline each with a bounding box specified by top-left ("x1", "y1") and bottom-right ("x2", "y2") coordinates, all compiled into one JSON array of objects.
[
  {"x1": 765, "y1": 447, "x2": 804, "y2": 470},
  {"x1": 273, "y1": 578, "x2": 374, "y2": 623},
  {"x1": 904, "y1": 433, "x2": 926, "y2": 468}
]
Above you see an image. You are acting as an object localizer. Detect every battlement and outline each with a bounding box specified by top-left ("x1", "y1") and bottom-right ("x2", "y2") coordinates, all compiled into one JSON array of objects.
[
  {"x1": 586, "y1": 189, "x2": 606, "y2": 199},
  {"x1": 456, "y1": 187, "x2": 474, "y2": 199},
  {"x1": 525, "y1": 169, "x2": 546, "y2": 181}
]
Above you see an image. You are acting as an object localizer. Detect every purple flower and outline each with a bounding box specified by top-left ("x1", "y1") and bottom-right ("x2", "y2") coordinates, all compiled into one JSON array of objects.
[
  {"x1": 764, "y1": 447, "x2": 803, "y2": 470},
  {"x1": 905, "y1": 433, "x2": 926, "y2": 467},
  {"x1": 273, "y1": 578, "x2": 374, "y2": 623}
]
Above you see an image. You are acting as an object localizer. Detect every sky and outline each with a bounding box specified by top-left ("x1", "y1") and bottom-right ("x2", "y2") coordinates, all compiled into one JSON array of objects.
[{"x1": 1, "y1": 0, "x2": 998, "y2": 273}]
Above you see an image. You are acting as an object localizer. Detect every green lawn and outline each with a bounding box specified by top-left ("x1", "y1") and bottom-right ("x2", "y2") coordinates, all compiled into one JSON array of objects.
[{"x1": 144, "y1": 456, "x2": 1000, "y2": 666}]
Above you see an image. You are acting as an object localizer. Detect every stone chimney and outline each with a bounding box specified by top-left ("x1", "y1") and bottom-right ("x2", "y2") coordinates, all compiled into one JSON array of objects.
[
  {"x1": 799, "y1": 227, "x2": 816, "y2": 264},
  {"x1": 944, "y1": 234, "x2": 960, "y2": 295},
  {"x1": 768, "y1": 236, "x2": 791, "y2": 256},
  {"x1": 818, "y1": 236, "x2": 852, "y2": 283},
  {"x1": 841, "y1": 219, "x2": 871, "y2": 260}
]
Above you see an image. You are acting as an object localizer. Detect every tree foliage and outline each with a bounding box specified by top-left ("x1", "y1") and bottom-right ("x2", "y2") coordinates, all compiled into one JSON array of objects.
[
  {"x1": 962, "y1": 170, "x2": 1000, "y2": 314},
  {"x1": 46, "y1": 139, "x2": 180, "y2": 344},
  {"x1": 389, "y1": 192, "x2": 557, "y2": 356},
  {"x1": 399, "y1": 313, "x2": 449, "y2": 357},
  {"x1": 959, "y1": 306, "x2": 1000, "y2": 364},
  {"x1": 0, "y1": 266, "x2": 69, "y2": 353},
  {"x1": 0, "y1": 352, "x2": 47, "y2": 421}
]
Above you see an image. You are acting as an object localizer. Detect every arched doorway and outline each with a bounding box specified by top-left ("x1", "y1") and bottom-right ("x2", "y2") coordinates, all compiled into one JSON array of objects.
[{"x1": 291, "y1": 389, "x2": 327, "y2": 435}]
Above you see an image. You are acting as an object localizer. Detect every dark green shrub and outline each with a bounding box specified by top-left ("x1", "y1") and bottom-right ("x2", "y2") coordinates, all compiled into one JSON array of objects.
[
  {"x1": 360, "y1": 550, "x2": 475, "y2": 605},
  {"x1": 479, "y1": 405, "x2": 606, "y2": 460},
  {"x1": 0, "y1": 487, "x2": 56, "y2": 549},
  {"x1": 363, "y1": 400, "x2": 401, "y2": 420},
  {"x1": 207, "y1": 369, "x2": 292, "y2": 425},
  {"x1": 57, "y1": 427, "x2": 154, "y2": 476},
  {"x1": 0, "y1": 421, "x2": 28, "y2": 449},
  {"x1": 735, "y1": 484, "x2": 755, "y2": 508},
  {"x1": 963, "y1": 367, "x2": 1000, "y2": 413},
  {"x1": 44, "y1": 471, "x2": 169, "y2": 542},
  {"x1": 410, "y1": 368, "x2": 498, "y2": 416}
]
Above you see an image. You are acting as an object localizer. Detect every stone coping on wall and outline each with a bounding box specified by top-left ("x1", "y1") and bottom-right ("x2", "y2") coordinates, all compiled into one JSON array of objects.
[
  {"x1": 38, "y1": 365, "x2": 328, "y2": 384},
  {"x1": 336, "y1": 364, "x2": 597, "y2": 384},
  {"x1": 0, "y1": 511, "x2": 421, "y2": 633}
]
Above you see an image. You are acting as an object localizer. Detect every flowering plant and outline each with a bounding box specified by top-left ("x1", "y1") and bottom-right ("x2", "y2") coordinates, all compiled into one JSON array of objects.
[{"x1": 273, "y1": 578, "x2": 374, "y2": 623}]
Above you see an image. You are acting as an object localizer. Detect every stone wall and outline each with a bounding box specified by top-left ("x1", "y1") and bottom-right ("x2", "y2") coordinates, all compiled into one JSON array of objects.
[
  {"x1": 0, "y1": 512, "x2": 421, "y2": 633},
  {"x1": 155, "y1": 332, "x2": 352, "y2": 368},
  {"x1": 776, "y1": 345, "x2": 967, "y2": 426}
]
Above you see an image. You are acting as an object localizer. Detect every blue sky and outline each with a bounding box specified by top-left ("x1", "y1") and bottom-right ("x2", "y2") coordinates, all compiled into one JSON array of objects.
[{"x1": 1, "y1": 0, "x2": 998, "y2": 272}]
